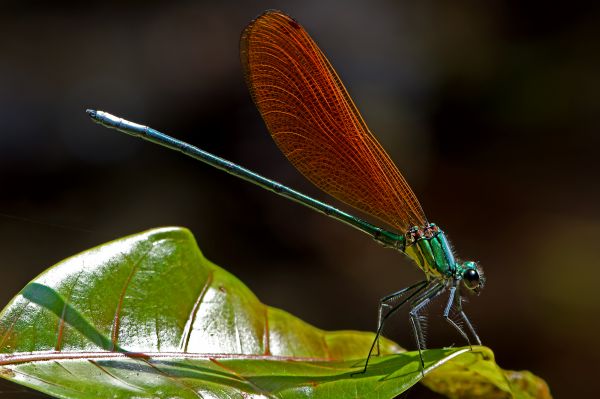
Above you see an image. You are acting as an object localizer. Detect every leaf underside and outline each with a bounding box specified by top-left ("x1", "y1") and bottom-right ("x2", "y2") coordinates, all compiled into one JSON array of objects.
[{"x1": 0, "y1": 227, "x2": 551, "y2": 398}]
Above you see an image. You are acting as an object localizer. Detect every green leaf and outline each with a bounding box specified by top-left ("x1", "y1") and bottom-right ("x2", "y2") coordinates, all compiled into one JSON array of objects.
[
  {"x1": 422, "y1": 347, "x2": 552, "y2": 399},
  {"x1": 0, "y1": 227, "x2": 551, "y2": 398}
]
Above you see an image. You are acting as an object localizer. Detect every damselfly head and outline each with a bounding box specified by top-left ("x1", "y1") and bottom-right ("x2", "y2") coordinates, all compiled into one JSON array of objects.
[{"x1": 460, "y1": 261, "x2": 484, "y2": 294}]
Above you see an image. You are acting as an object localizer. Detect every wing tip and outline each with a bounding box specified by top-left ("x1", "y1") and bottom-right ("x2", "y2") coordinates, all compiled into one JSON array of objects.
[{"x1": 242, "y1": 10, "x2": 299, "y2": 41}]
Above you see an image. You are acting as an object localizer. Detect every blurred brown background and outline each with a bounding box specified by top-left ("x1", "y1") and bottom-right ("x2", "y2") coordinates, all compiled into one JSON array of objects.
[{"x1": 1, "y1": 1, "x2": 598, "y2": 397}]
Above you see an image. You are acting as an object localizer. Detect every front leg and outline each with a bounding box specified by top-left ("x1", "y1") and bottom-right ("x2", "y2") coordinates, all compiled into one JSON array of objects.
[{"x1": 443, "y1": 283, "x2": 481, "y2": 346}]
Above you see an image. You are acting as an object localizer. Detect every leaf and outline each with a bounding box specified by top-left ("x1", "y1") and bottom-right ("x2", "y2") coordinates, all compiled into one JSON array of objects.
[
  {"x1": 0, "y1": 227, "x2": 551, "y2": 398},
  {"x1": 422, "y1": 347, "x2": 552, "y2": 399}
]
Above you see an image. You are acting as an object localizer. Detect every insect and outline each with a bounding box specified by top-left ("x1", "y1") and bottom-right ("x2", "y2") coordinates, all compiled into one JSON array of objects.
[{"x1": 87, "y1": 10, "x2": 484, "y2": 373}]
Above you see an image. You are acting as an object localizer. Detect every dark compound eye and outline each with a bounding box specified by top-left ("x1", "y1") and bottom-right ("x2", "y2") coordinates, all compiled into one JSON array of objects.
[{"x1": 463, "y1": 269, "x2": 480, "y2": 289}]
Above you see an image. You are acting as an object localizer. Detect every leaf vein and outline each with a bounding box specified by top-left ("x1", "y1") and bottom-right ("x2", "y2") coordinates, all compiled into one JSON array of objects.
[{"x1": 181, "y1": 270, "x2": 214, "y2": 352}]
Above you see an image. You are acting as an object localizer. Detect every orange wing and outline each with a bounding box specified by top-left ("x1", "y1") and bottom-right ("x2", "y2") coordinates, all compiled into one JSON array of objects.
[{"x1": 240, "y1": 10, "x2": 427, "y2": 232}]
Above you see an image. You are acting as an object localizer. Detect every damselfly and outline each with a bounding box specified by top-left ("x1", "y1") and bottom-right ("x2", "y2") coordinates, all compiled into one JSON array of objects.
[{"x1": 87, "y1": 10, "x2": 484, "y2": 373}]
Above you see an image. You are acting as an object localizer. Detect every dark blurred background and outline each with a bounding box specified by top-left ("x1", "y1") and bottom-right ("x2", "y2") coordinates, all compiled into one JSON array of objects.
[{"x1": 1, "y1": 1, "x2": 598, "y2": 397}]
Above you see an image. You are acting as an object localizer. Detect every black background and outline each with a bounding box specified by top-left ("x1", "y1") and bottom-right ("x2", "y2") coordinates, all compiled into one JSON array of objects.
[{"x1": 1, "y1": 1, "x2": 599, "y2": 397}]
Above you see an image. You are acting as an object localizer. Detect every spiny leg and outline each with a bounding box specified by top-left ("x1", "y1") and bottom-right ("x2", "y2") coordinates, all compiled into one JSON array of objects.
[
  {"x1": 460, "y1": 314, "x2": 481, "y2": 346},
  {"x1": 455, "y1": 291, "x2": 482, "y2": 345},
  {"x1": 443, "y1": 284, "x2": 472, "y2": 347},
  {"x1": 376, "y1": 280, "x2": 428, "y2": 356},
  {"x1": 409, "y1": 281, "x2": 446, "y2": 371},
  {"x1": 352, "y1": 280, "x2": 429, "y2": 376}
]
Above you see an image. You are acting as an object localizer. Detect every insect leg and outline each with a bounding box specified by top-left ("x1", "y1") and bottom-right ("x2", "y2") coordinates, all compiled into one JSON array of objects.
[
  {"x1": 443, "y1": 284, "x2": 471, "y2": 346},
  {"x1": 352, "y1": 280, "x2": 429, "y2": 376},
  {"x1": 375, "y1": 280, "x2": 428, "y2": 356},
  {"x1": 455, "y1": 292, "x2": 482, "y2": 345},
  {"x1": 409, "y1": 281, "x2": 447, "y2": 371}
]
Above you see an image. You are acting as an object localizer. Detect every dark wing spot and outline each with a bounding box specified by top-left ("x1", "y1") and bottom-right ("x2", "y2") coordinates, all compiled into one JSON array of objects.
[{"x1": 287, "y1": 18, "x2": 301, "y2": 29}]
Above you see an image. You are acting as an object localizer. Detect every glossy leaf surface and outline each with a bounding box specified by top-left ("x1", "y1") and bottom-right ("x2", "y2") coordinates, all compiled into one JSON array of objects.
[
  {"x1": 424, "y1": 347, "x2": 552, "y2": 399},
  {"x1": 0, "y1": 228, "x2": 550, "y2": 398}
]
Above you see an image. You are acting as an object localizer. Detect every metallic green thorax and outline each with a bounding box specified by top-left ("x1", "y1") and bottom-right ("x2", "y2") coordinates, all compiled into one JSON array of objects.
[{"x1": 403, "y1": 223, "x2": 456, "y2": 279}]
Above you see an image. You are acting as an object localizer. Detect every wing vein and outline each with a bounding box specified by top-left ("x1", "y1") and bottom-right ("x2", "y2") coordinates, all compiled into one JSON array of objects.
[{"x1": 241, "y1": 11, "x2": 427, "y2": 231}]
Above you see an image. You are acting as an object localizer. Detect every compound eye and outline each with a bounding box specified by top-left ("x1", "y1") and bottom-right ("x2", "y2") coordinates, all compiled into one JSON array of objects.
[{"x1": 463, "y1": 269, "x2": 480, "y2": 290}]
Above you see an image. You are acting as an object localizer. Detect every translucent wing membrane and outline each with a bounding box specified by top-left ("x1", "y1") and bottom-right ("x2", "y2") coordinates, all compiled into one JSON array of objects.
[{"x1": 241, "y1": 10, "x2": 427, "y2": 232}]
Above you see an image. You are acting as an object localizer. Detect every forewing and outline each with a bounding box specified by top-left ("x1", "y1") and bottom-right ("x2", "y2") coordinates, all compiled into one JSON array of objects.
[{"x1": 240, "y1": 10, "x2": 426, "y2": 232}]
